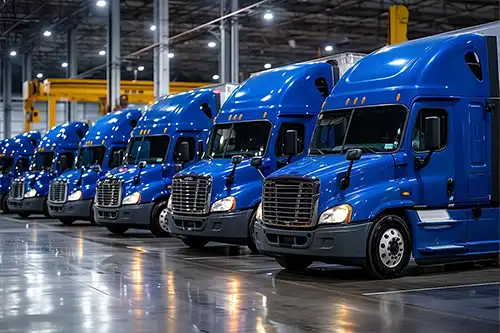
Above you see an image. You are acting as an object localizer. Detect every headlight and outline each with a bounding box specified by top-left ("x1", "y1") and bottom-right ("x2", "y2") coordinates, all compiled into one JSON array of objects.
[
  {"x1": 167, "y1": 196, "x2": 172, "y2": 210},
  {"x1": 210, "y1": 196, "x2": 236, "y2": 212},
  {"x1": 68, "y1": 190, "x2": 82, "y2": 201},
  {"x1": 122, "y1": 192, "x2": 141, "y2": 205},
  {"x1": 256, "y1": 203, "x2": 263, "y2": 221},
  {"x1": 24, "y1": 189, "x2": 37, "y2": 198},
  {"x1": 318, "y1": 204, "x2": 352, "y2": 224}
]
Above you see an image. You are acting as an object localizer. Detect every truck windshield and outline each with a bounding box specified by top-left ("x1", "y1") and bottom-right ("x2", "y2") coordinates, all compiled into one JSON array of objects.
[
  {"x1": 206, "y1": 121, "x2": 272, "y2": 159},
  {"x1": 125, "y1": 135, "x2": 170, "y2": 164},
  {"x1": 30, "y1": 152, "x2": 54, "y2": 171},
  {"x1": 310, "y1": 105, "x2": 407, "y2": 155},
  {"x1": 75, "y1": 146, "x2": 106, "y2": 169},
  {"x1": 0, "y1": 157, "x2": 14, "y2": 174}
]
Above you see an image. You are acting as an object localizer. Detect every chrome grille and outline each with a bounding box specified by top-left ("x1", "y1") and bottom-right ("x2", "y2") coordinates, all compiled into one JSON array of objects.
[
  {"x1": 9, "y1": 180, "x2": 25, "y2": 200},
  {"x1": 262, "y1": 177, "x2": 320, "y2": 227},
  {"x1": 171, "y1": 175, "x2": 212, "y2": 215},
  {"x1": 95, "y1": 178, "x2": 122, "y2": 207},
  {"x1": 49, "y1": 181, "x2": 67, "y2": 203}
]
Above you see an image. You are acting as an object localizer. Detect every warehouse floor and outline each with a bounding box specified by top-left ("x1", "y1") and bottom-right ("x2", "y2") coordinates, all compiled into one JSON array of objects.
[{"x1": 0, "y1": 214, "x2": 498, "y2": 333}]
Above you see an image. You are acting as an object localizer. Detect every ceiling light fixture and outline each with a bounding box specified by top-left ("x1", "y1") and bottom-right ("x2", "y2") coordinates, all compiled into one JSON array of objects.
[
  {"x1": 168, "y1": 53, "x2": 174, "y2": 58},
  {"x1": 324, "y1": 45, "x2": 333, "y2": 52},
  {"x1": 150, "y1": 25, "x2": 156, "y2": 31},
  {"x1": 208, "y1": 41, "x2": 217, "y2": 48},
  {"x1": 137, "y1": 66, "x2": 145, "y2": 71},
  {"x1": 212, "y1": 74, "x2": 220, "y2": 80},
  {"x1": 263, "y1": 11, "x2": 274, "y2": 20},
  {"x1": 96, "y1": 0, "x2": 106, "y2": 7},
  {"x1": 99, "y1": 50, "x2": 106, "y2": 56},
  {"x1": 9, "y1": 50, "x2": 17, "y2": 56},
  {"x1": 36, "y1": 73, "x2": 43, "y2": 79},
  {"x1": 264, "y1": 63, "x2": 272, "y2": 69},
  {"x1": 43, "y1": 30, "x2": 52, "y2": 37},
  {"x1": 61, "y1": 62, "x2": 68, "y2": 68}
]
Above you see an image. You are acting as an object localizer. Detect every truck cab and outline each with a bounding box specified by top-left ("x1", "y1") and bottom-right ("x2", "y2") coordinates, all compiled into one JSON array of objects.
[
  {"x1": 254, "y1": 32, "x2": 500, "y2": 278},
  {"x1": 8, "y1": 122, "x2": 89, "y2": 218},
  {"x1": 0, "y1": 131, "x2": 41, "y2": 213},
  {"x1": 48, "y1": 109, "x2": 142, "y2": 225},
  {"x1": 167, "y1": 54, "x2": 363, "y2": 252},
  {"x1": 94, "y1": 88, "x2": 224, "y2": 236}
]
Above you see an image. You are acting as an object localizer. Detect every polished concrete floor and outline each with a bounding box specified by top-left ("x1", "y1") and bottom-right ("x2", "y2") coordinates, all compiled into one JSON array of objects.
[{"x1": 0, "y1": 214, "x2": 498, "y2": 333}]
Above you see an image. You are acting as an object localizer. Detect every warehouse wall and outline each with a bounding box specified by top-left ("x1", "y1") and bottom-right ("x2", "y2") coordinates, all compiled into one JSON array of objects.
[{"x1": 0, "y1": 95, "x2": 101, "y2": 138}]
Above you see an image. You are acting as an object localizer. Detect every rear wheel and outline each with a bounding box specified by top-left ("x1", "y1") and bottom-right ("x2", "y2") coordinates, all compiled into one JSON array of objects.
[
  {"x1": 18, "y1": 212, "x2": 30, "y2": 219},
  {"x1": 59, "y1": 218, "x2": 75, "y2": 226},
  {"x1": 1, "y1": 194, "x2": 11, "y2": 214},
  {"x1": 247, "y1": 210, "x2": 259, "y2": 254},
  {"x1": 150, "y1": 201, "x2": 171, "y2": 237},
  {"x1": 365, "y1": 214, "x2": 411, "y2": 279},
  {"x1": 276, "y1": 256, "x2": 313, "y2": 270},
  {"x1": 182, "y1": 237, "x2": 208, "y2": 249},
  {"x1": 106, "y1": 226, "x2": 128, "y2": 235}
]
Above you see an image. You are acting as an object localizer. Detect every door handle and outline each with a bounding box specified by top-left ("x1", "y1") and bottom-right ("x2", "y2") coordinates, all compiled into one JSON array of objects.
[{"x1": 447, "y1": 178, "x2": 455, "y2": 198}]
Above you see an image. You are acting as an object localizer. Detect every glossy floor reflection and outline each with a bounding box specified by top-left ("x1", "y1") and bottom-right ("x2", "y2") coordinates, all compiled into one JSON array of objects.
[{"x1": 0, "y1": 214, "x2": 499, "y2": 332}]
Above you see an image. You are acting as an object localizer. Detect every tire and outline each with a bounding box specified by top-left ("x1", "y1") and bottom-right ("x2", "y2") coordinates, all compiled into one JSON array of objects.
[
  {"x1": 182, "y1": 237, "x2": 209, "y2": 249},
  {"x1": 106, "y1": 226, "x2": 129, "y2": 235},
  {"x1": 247, "y1": 210, "x2": 260, "y2": 254},
  {"x1": 365, "y1": 214, "x2": 412, "y2": 279},
  {"x1": 59, "y1": 218, "x2": 75, "y2": 226},
  {"x1": 43, "y1": 200, "x2": 51, "y2": 219},
  {"x1": 1, "y1": 194, "x2": 11, "y2": 214},
  {"x1": 276, "y1": 256, "x2": 313, "y2": 270},
  {"x1": 18, "y1": 212, "x2": 30, "y2": 219},
  {"x1": 150, "y1": 201, "x2": 171, "y2": 237},
  {"x1": 89, "y1": 202, "x2": 97, "y2": 226}
]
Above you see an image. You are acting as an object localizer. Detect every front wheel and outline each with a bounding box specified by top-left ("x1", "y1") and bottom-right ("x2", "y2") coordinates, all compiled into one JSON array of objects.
[
  {"x1": 276, "y1": 256, "x2": 313, "y2": 271},
  {"x1": 182, "y1": 237, "x2": 208, "y2": 249},
  {"x1": 89, "y1": 202, "x2": 97, "y2": 226},
  {"x1": 106, "y1": 226, "x2": 129, "y2": 235},
  {"x1": 59, "y1": 218, "x2": 75, "y2": 226},
  {"x1": 247, "y1": 210, "x2": 259, "y2": 254},
  {"x1": 150, "y1": 201, "x2": 171, "y2": 237},
  {"x1": 1, "y1": 194, "x2": 11, "y2": 214},
  {"x1": 365, "y1": 214, "x2": 412, "y2": 279}
]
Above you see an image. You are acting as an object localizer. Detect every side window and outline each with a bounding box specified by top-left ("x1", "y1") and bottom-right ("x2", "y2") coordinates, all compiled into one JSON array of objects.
[
  {"x1": 412, "y1": 108, "x2": 448, "y2": 152},
  {"x1": 275, "y1": 123, "x2": 305, "y2": 156},
  {"x1": 16, "y1": 158, "x2": 30, "y2": 172},
  {"x1": 108, "y1": 147, "x2": 125, "y2": 169},
  {"x1": 174, "y1": 138, "x2": 195, "y2": 161},
  {"x1": 57, "y1": 152, "x2": 74, "y2": 171}
]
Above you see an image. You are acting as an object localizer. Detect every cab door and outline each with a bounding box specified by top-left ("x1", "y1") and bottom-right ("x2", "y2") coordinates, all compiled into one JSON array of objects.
[{"x1": 407, "y1": 101, "x2": 468, "y2": 257}]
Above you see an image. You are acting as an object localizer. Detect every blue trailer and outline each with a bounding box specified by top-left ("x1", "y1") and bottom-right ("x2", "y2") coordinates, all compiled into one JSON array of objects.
[
  {"x1": 253, "y1": 30, "x2": 500, "y2": 278},
  {"x1": 8, "y1": 122, "x2": 89, "y2": 218},
  {"x1": 167, "y1": 54, "x2": 363, "y2": 252},
  {"x1": 93, "y1": 88, "x2": 223, "y2": 236},
  {"x1": 47, "y1": 109, "x2": 142, "y2": 225},
  {"x1": 0, "y1": 131, "x2": 41, "y2": 213}
]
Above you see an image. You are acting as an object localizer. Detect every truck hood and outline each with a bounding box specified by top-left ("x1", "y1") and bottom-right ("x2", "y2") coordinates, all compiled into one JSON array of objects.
[
  {"x1": 178, "y1": 158, "x2": 263, "y2": 208},
  {"x1": 103, "y1": 163, "x2": 174, "y2": 198},
  {"x1": 269, "y1": 154, "x2": 398, "y2": 219},
  {"x1": 54, "y1": 169, "x2": 102, "y2": 199}
]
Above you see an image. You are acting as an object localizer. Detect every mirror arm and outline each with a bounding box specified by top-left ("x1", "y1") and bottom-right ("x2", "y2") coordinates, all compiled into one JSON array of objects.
[
  {"x1": 135, "y1": 166, "x2": 143, "y2": 185},
  {"x1": 414, "y1": 150, "x2": 434, "y2": 170},
  {"x1": 226, "y1": 164, "x2": 238, "y2": 187},
  {"x1": 339, "y1": 160, "x2": 355, "y2": 190},
  {"x1": 256, "y1": 167, "x2": 265, "y2": 181}
]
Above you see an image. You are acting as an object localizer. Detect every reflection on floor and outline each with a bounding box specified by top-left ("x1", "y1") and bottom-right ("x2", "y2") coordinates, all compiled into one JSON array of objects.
[{"x1": 0, "y1": 214, "x2": 498, "y2": 332}]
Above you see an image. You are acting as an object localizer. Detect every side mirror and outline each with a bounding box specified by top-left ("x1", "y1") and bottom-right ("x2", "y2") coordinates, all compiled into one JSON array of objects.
[
  {"x1": 177, "y1": 142, "x2": 190, "y2": 162},
  {"x1": 92, "y1": 165, "x2": 101, "y2": 173},
  {"x1": 251, "y1": 156, "x2": 263, "y2": 168},
  {"x1": 113, "y1": 150, "x2": 123, "y2": 165},
  {"x1": 345, "y1": 149, "x2": 362, "y2": 161},
  {"x1": 197, "y1": 140, "x2": 204, "y2": 160},
  {"x1": 231, "y1": 155, "x2": 243, "y2": 165},
  {"x1": 424, "y1": 116, "x2": 441, "y2": 151},
  {"x1": 283, "y1": 130, "x2": 298, "y2": 156},
  {"x1": 138, "y1": 160, "x2": 147, "y2": 169}
]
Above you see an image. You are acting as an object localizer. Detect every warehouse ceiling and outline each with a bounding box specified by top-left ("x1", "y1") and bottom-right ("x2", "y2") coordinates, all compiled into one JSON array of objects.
[{"x1": 0, "y1": 0, "x2": 499, "y2": 91}]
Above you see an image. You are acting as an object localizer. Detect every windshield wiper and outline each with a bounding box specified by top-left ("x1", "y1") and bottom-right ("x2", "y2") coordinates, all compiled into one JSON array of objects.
[
  {"x1": 359, "y1": 147, "x2": 379, "y2": 154},
  {"x1": 309, "y1": 148, "x2": 325, "y2": 155}
]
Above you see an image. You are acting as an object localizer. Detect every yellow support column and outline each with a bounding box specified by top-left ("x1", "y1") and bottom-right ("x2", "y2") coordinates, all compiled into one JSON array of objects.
[
  {"x1": 48, "y1": 98, "x2": 57, "y2": 130},
  {"x1": 389, "y1": 5, "x2": 409, "y2": 45}
]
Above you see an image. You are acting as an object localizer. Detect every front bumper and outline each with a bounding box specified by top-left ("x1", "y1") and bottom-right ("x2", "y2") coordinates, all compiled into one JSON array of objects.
[
  {"x1": 168, "y1": 209, "x2": 254, "y2": 245},
  {"x1": 48, "y1": 199, "x2": 92, "y2": 220},
  {"x1": 94, "y1": 202, "x2": 154, "y2": 229},
  {"x1": 254, "y1": 221, "x2": 373, "y2": 266},
  {"x1": 8, "y1": 196, "x2": 46, "y2": 214}
]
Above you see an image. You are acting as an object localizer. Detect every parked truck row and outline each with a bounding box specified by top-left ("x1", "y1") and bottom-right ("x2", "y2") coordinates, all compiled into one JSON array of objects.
[{"x1": 1, "y1": 26, "x2": 498, "y2": 279}]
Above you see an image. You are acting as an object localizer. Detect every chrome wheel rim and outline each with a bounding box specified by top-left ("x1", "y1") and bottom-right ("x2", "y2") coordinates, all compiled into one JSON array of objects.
[
  {"x1": 158, "y1": 207, "x2": 170, "y2": 233},
  {"x1": 379, "y1": 228, "x2": 404, "y2": 268}
]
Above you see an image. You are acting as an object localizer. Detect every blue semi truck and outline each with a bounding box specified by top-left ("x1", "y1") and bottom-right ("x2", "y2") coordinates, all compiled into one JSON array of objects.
[
  {"x1": 8, "y1": 122, "x2": 89, "y2": 218},
  {"x1": 93, "y1": 88, "x2": 224, "y2": 236},
  {"x1": 0, "y1": 131, "x2": 41, "y2": 213},
  {"x1": 253, "y1": 32, "x2": 500, "y2": 278},
  {"x1": 167, "y1": 54, "x2": 363, "y2": 252},
  {"x1": 48, "y1": 109, "x2": 142, "y2": 225}
]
